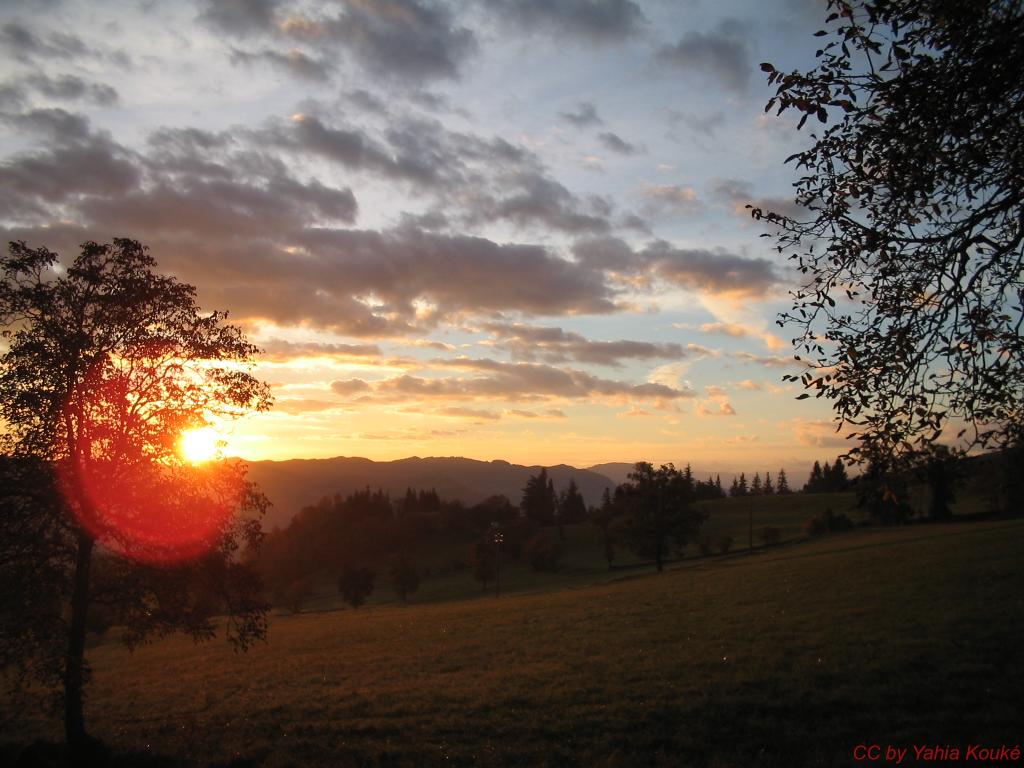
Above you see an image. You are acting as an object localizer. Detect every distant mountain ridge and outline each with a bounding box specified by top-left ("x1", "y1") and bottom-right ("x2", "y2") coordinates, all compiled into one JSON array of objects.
[{"x1": 245, "y1": 456, "x2": 617, "y2": 530}]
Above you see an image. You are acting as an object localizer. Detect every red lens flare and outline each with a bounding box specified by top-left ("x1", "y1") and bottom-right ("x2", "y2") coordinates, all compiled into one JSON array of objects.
[
  {"x1": 59, "y1": 459, "x2": 240, "y2": 564},
  {"x1": 57, "y1": 363, "x2": 245, "y2": 564}
]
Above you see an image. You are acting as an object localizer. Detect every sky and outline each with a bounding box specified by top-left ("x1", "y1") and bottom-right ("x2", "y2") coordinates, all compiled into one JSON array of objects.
[{"x1": 0, "y1": 0, "x2": 849, "y2": 480}]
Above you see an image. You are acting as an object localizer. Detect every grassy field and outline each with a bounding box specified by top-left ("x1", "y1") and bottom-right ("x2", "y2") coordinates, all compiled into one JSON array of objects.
[
  {"x1": 300, "y1": 492, "x2": 863, "y2": 611},
  {"x1": 278, "y1": 489, "x2": 985, "y2": 611},
  {"x1": 5, "y1": 517, "x2": 1022, "y2": 766}
]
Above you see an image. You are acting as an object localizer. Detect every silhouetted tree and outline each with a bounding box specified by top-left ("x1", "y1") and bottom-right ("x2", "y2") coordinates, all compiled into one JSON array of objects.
[
  {"x1": 388, "y1": 554, "x2": 420, "y2": 603},
  {"x1": 826, "y1": 459, "x2": 850, "y2": 492},
  {"x1": 520, "y1": 468, "x2": 557, "y2": 526},
  {"x1": 858, "y1": 456, "x2": 912, "y2": 525},
  {"x1": 590, "y1": 488, "x2": 617, "y2": 570},
  {"x1": 616, "y1": 462, "x2": 707, "y2": 572},
  {"x1": 917, "y1": 445, "x2": 959, "y2": 521},
  {"x1": 805, "y1": 461, "x2": 824, "y2": 493},
  {"x1": 763, "y1": 472, "x2": 774, "y2": 495},
  {"x1": 758, "y1": 0, "x2": 1024, "y2": 462},
  {"x1": 338, "y1": 565, "x2": 375, "y2": 608},
  {"x1": 558, "y1": 478, "x2": 587, "y2": 525},
  {"x1": 751, "y1": 473, "x2": 763, "y2": 495},
  {"x1": 471, "y1": 537, "x2": 496, "y2": 589},
  {"x1": 776, "y1": 468, "x2": 791, "y2": 494},
  {"x1": 0, "y1": 239, "x2": 271, "y2": 757},
  {"x1": 805, "y1": 457, "x2": 850, "y2": 492}
]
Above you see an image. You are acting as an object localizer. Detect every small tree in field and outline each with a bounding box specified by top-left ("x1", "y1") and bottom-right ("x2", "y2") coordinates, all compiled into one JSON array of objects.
[
  {"x1": 0, "y1": 239, "x2": 272, "y2": 758},
  {"x1": 616, "y1": 462, "x2": 707, "y2": 572},
  {"x1": 388, "y1": 554, "x2": 420, "y2": 603},
  {"x1": 338, "y1": 565, "x2": 375, "y2": 608}
]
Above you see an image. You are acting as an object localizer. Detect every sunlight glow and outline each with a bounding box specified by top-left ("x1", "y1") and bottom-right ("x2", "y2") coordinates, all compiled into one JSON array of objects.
[{"x1": 180, "y1": 427, "x2": 222, "y2": 464}]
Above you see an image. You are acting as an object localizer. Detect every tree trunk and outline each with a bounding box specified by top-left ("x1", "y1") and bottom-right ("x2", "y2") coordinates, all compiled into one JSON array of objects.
[{"x1": 65, "y1": 529, "x2": 94, "y2": 752}]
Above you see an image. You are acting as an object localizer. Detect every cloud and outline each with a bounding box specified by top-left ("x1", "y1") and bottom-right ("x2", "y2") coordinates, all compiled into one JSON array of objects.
[
  {"x1": 0, "y1": 125, "x2": 139, "y2": 218},
  {"x1": 259, "y1": 340, "x2": 382, "y2": 361},
  {"x1": 507, "y1": 408, "x2": 567, "y2": 419},
  {"x1": 793, "y1": 419, "x2": 850, "y2": 448},
  {"x1": 330, "y1": 379, "x2": 372, "y2": 395},
  {"x1": 697, "y1": 401, "x2": 736, "y2": 416},
  {"x1": 485, "y1": 0, "x2": 646, "y2": 42},
  {"x1": 0, "y1": 110, "x2": 625, "y2": 336},
  {"x1": 710, "y1": 177, "x2": 805, "y2": 222},
  {"x1": 617, "y1": 406, "x2": 654, "y2": 418},
  {"x1": 230, "y1": 47, "x2": 331, "y2": 81},
  {"x1": 482, "y1": 321, "x2": 685, "y2": 367},
  {"x1": 641, "y1": 184, "x2": 702, "y2": 214},
  {"x1": 645, "y1": 242, "x2": 780, "y2": 298},
  {"x1": 667, "y1": 109, "x2": 726, "y2": 137},
  {"x1": 698, "y1": 321, "x2": 788, "y2": 350},
  {"x1": 2, "y1": 107, "x2": 93, "y2": 145},
  {"x1": 560, "y1": 101, "x2": 603, "y2": 128},
  {"x1": 17, "y1": 73, "x2": 119, "y2": 106},
  {"x1": 572, "y1": 236, "x2": 780, "y2": 298},
  {"x1": 469, "y1": 171, "x2": 613, "y2": 234},
  {"x1": 197, "y1": 0, "x2": 282, "y2": 36},
  {"x1": 598, "y1": 131, "x2": 640, "y2": 155},
  {"x1": 357, "y1": 357, "x2": 693, "y2": 403},
  {"x1": 436, "y1": 406, "x2": 501, "y2": 420},
  {"x1": 731, "y1": 351, "x2": 799, "y2": 368},
  {"x1": 0, "y1": 21, "x2": 89, "y2": 62},
  {"x1": 276, "y1": 0, "x2": 477, "y2": 84},
  {"x1": 656, "y1": 18, "x2": 750, "y2": 94}
]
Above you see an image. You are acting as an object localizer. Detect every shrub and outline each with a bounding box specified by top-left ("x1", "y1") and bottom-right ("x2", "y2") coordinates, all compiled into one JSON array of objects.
[
  {"x1": 717, "y1": 535, "x2": 733, "y2": 555},
  {"x1": 338, "y1": 565, "x2": 375, "y2": 609},
  {"x1": 825, "y1": 509, "x2": 855, "y2": 532}
]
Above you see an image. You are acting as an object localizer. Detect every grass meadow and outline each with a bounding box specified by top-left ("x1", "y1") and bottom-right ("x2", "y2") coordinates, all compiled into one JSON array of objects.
[{"x1": 4, "y1": 512, "x2": 1022, "y2": 766}]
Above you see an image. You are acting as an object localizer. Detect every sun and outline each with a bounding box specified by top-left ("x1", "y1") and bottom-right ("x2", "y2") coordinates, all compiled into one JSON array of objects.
[{"x1": 179, "y1": 427, "x2": 222, "y2": 464}]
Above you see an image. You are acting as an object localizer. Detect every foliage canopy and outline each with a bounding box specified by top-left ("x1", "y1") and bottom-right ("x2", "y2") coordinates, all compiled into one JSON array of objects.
[{"x1": 757, "y1": 0, "x2": 1024, "y2": 462}]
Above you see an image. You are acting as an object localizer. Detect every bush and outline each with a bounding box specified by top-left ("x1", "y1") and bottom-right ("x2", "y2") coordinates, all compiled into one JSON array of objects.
[
  {"x1": 338, "y1": 565, "x2": 375, "y2": 608},
  {"x1": 806, "y1": 509, "x2": 855, "y2": 537},
  {"x1": 524, "y1": 532, "x2": 563, "y2": 572},
  {"x1": 717, "y1": 535, "x2": 733, "y2": 555},
  {"x1": 760, "y1": 526, "x2": 781, "y2": 547},
  {"x1": 825, "y1": 509, "x2": 855, "y2": 532}
]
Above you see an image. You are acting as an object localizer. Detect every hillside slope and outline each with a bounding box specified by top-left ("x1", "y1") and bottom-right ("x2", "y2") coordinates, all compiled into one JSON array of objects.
[{"x1": 9, "y1": 519, "x2": 1020, "y2": 766}]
